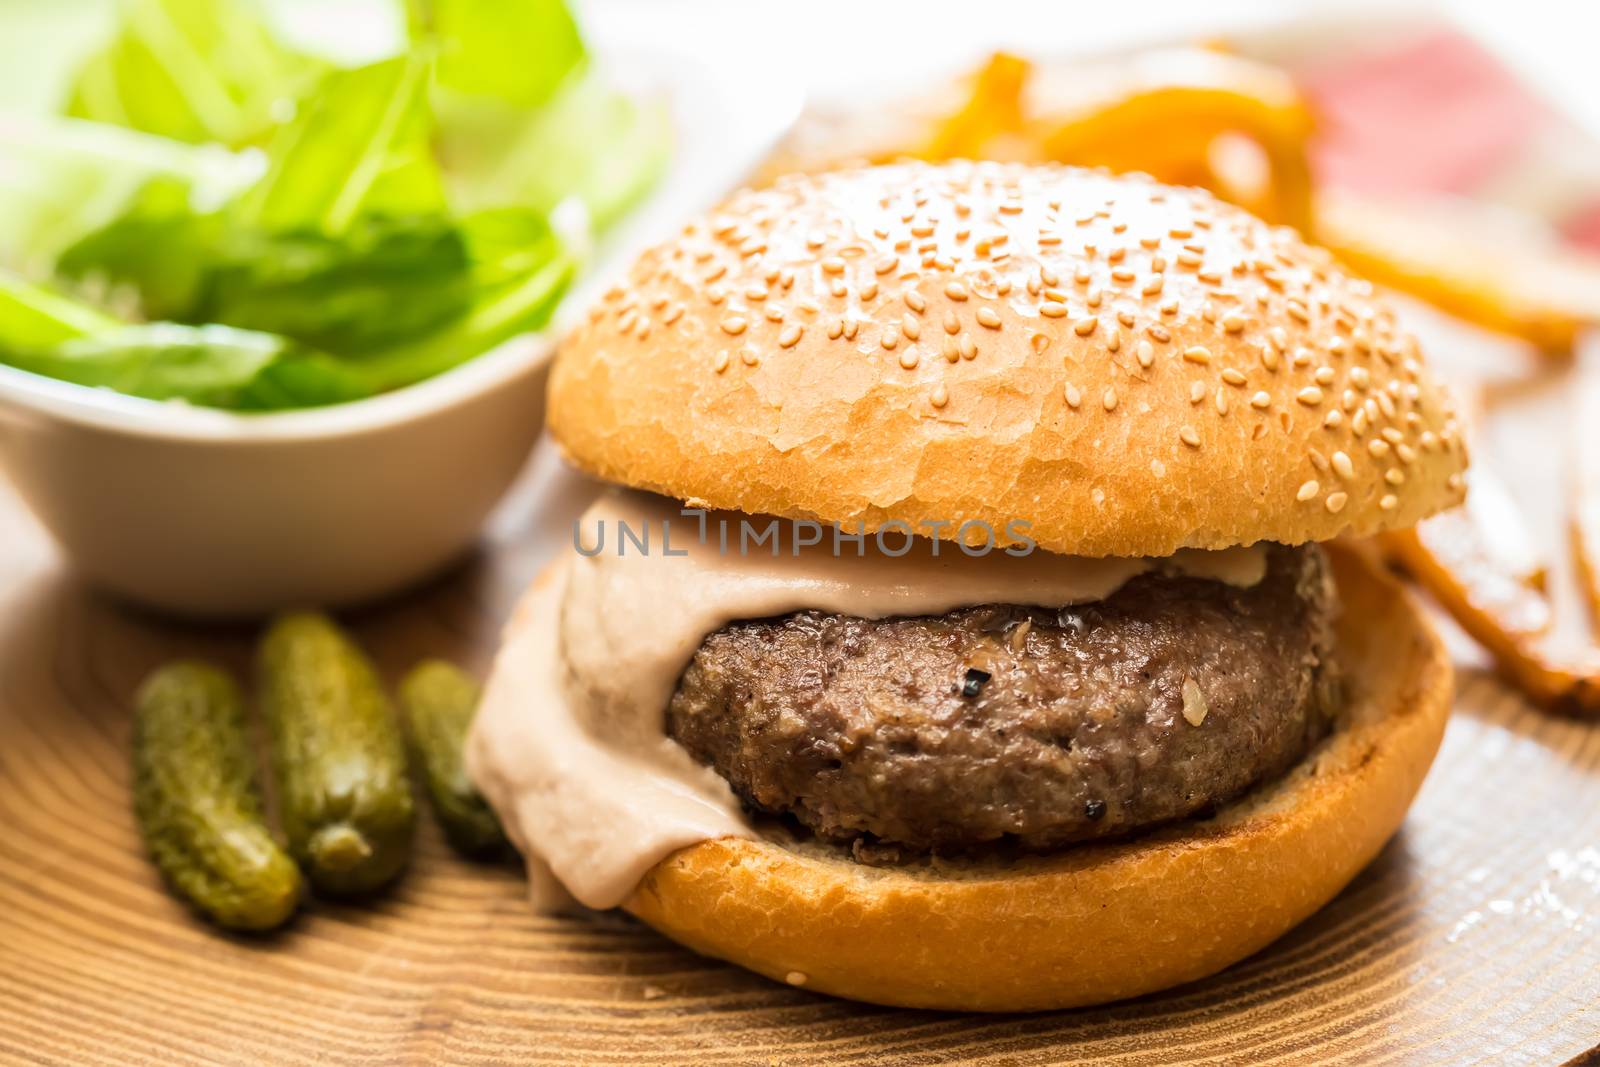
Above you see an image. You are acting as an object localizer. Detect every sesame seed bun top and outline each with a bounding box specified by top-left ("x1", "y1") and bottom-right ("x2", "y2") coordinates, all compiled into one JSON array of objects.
[{"x1": 548, "y1": 161, "x2": 1469, "y2": 557}]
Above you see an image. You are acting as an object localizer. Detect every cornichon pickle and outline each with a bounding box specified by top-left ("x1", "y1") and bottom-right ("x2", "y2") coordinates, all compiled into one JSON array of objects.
[
  {"x1": 399, "y1": 660, "x2": 507, "y2": 857},
  {"x1": 132, "y1": 662, "x2": 302, "y2": 931},
  {"x1": 260, "y1": 612, "x2": 414, "y2": 896}
]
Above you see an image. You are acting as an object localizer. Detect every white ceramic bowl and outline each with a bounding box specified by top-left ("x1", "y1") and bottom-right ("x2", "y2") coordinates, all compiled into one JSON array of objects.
[{"x1": 0, "y1": 41, "x2": 801, "y2": 617}]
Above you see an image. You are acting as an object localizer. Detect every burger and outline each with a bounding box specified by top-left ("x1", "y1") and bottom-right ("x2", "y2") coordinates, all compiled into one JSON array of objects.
[{"x1": 468, "y1": 161, "x2": 1465, "y2": 1012}]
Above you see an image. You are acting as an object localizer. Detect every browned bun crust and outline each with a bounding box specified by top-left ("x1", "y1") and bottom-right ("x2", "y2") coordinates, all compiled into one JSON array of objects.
[
  {"x1": 624, "y1": 544, "x2": 1452, "y2": 1012},
  {"x1": 550, "y1": 162, "x2": 1468, "y2": 558}
]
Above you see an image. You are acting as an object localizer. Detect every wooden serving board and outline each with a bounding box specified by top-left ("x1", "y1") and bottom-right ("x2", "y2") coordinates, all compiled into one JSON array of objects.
[{"x1": 1, "y1": 441, "x2": 1598, "y2": 1067}]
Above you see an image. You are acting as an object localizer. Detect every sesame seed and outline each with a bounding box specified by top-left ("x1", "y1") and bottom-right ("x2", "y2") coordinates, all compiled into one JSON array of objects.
[
  {"x1": 779, "y1": 324, "x2": 803, "y2": 348},
  {"x1": 905, "y1": 291, "x2": 927, "y2": 313},
  {"x1": 1183, "y1": 345, "x2": 1212, "y2": 364},
  {"x1": 1065, "y1": 384, "x2": 1082, "y2": 409},
  {"x1": 662, "y1": 304, "x2": 685, "y2": 325},
  {"x1": 898, "y1": 349, "x2": 918, "y2": 369},
  {"x1": 1180, "y1": 426, "x2": 1201, "y2": 448},
  {"x1": 1103, "y1": 388, "x2": 1118, "y2": 411},
  {"x1": 1250, "y1": 391, "x2": 1271, "y2": 409},
  {"x1": 1379, "y1": 494, "x2": 1398, "y2": 511},
  {"x1": 875, "y1": 255, "x2": 897, "y2": 275},
  {"x1": 740, "y1": 346, "x2": 760, "y2": 366},
  {"x1": 1221, "y1": 368, "x2": 1247, "y2": 386},
  {"x1": 1136, "y1": 340, "x2": 1155, "y2": 368},
  {"x1": 1214, "y1": 388, "x2": 1229, "y2": 415},
  {"x1": 712, "y1": 351, "x2": 730, "y2": 373},
  {"x1": 843, "y1": 318, "x2": 858, "y2": 340},
  {"x1": 881, "y1": 327, "x2": 900, "y2": 350},
  {"x1": 1325, "y1": 492, "x2": 1348, "y2": 514},
  {"x1": 931, "y1": 384, "x2": 949, "y2": 408},
  {"x1": 1386, "y1": 467, "x2": 1405, "y2": 485},
  {"x1": 720, "y1": 315, "x2": 747, "y2": 335},
  {"x1": 902, "y1": 315, "x2": 921, "y2": 341},
  {"x1": 1147, "y1": 325, "x2": 1171, "y2": 343},
  {"x1": 1296, "y1": 387, "x2": 1324, "y2": 406},
  {"x1": 1189, "y1": 381, "x2": 1206, "y2": 404},
  {"x1": 976, "y1": 308, "x2": 1002, "y2": 329},
  {"x1": 827, "y1": 318, "x2": 844, "y2": 340},
  {"x1": 944, "y1": 281, "x2": 970, "y2": 302},
  {"x1": 1296, "y1": 479, "x2": 1321, "y2": 502},
  {"x1": 958, "y1": 333, "x2": 977, "y2": 359},
  {"x1": 1039, "y1": 303, "x2": 1068, "y2": 319},
  {"x1": 1368, "y1": 439, "x2": 1390, "y2": 458},
  {"x1": 1074, "y1": 317, "x2": 1098, "y2": 336},
  {"x1": 822, "y1": 257, "x2": 845, "y2": 274},
  {"x1": 1332, "y1": 451, "x2": 1354, "y2": 479},
  {"x1": 943, "y1": 311, "x2": 961, "y2": 335}
]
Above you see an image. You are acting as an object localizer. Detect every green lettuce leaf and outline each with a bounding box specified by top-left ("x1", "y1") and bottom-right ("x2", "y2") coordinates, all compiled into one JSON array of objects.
[
  {"x1": 408, "y1": 0, "x2": 584, "y2": 107},
  {"x1": 235, "y1": 51, "x2": 444, "y2": 235},
  {"x1": 0, "y1": 115, "x2": 253, "y2": 269},
  {"x1": 63, "y1": 0, "x2": 321, "y2": 148},
  {"x1": 344, "y1": 207, "x2": 574, "y2": 392},
  {"x1": 438, "y1": 66, "x2": 669, "y2": 231},
  {"x1": 197, "y1": 214, "x2": 474, "y2": 354},
  {"x1": 0, "y1": 273, "x2": 120, "y2": 350},
  {"x1": 1, "y1": 321, "x2": 371, "y2": 409},
  {"x1": 53, "y1": 175, "x2": 221, "y2": 321}
]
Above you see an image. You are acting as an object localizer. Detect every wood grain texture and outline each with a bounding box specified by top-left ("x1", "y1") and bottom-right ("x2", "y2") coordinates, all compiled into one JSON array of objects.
[{"x1": 0, "y1": 451, "x2": 1597, "y2": 1067}]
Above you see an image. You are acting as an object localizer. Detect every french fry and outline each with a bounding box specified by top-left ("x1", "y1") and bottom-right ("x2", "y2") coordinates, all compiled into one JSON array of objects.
[
  {"x1": 757, "y1": 48, "x2": 1316, "y2": 232},
  {"x1": 1569, "y1": 331, "x2": 1600, "y2": 622},
  {"x1": 1381, "y1": 513, "x2": 1600, "y2": 715},
  {"x1": 1382, "y1": 447, "x2": 1600, "y2": 717},
  {"x1": 1022, "y1": 48, "x2": 1316, "y2": 232},
  {"x1": 1317, "y1": 191, "x2": 1600, "y2": 355}
]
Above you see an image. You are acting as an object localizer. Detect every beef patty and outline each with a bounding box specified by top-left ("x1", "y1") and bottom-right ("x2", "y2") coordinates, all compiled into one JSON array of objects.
[{"x1": 666, "y1": 543, "x2": 1341, "y2": 859}]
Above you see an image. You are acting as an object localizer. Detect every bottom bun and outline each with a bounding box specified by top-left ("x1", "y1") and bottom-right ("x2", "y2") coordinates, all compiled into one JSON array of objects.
[{"x1": 624, "y1": 543, "x2": 1453, "y2": 1012}]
